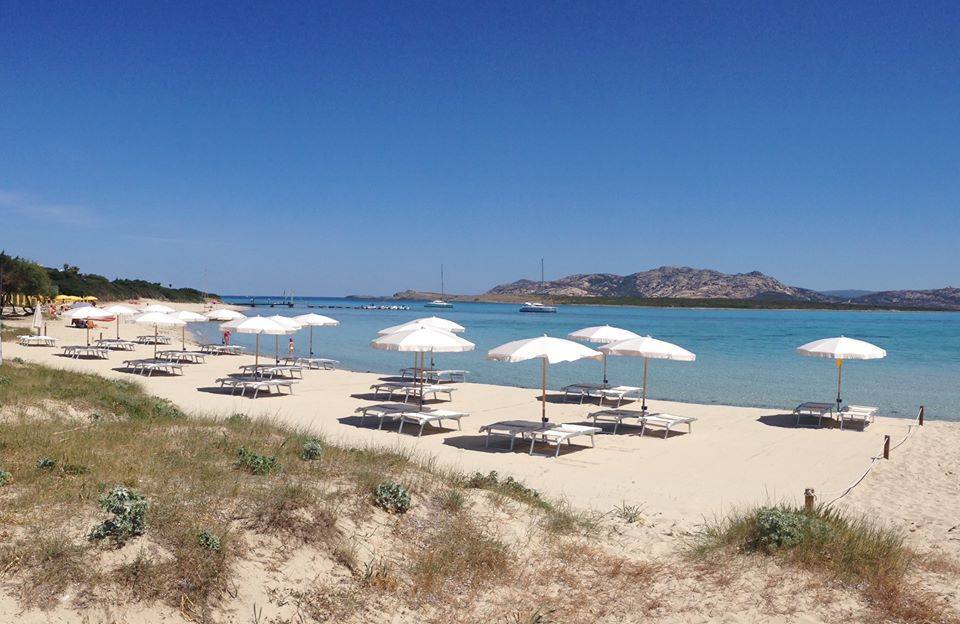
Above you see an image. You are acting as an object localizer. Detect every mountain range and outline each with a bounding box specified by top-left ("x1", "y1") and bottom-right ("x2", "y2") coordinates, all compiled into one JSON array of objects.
[{"x1": 393, "y1": 266, "x2": 960, "y2": 310}]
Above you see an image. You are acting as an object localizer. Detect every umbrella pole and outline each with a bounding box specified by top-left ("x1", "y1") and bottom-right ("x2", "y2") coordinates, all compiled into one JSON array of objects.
[
  {"x1": 86, "y1": 325, "x2": 90, "y2": 347},
  {"x1": 603, "y1": 352, "x2": 608, "y2": 385},
  {"x1": 182, "y1": 326, "x2": 186, "y2": 351},
  {"x1": 255, "y1": 334, "x2": 260, "y2": 367},
  {"x1": 419, "y1": 351, "x2": 425, "y2": 411},
  {"x1": 117, "y1": 318, "x2": 120, "y2": 339},
  {"x1": 836, "y1": 359, "x2": 844, "y2": 412},
  {"x1": 275, "y1": 335, "x2": 279, "y2": 364},
  {"x1": 541, "y1": 356, "x2": 547, "y2": 423},
  {"x1": 154, "y1": 325, "x2": 158, "y2": 359},
  {"x1": 641, "y1": 357, "x2": 649, "y2": 413},
  {"x1": 309, "y1": 326, "x2": 314, "y2": 356}
]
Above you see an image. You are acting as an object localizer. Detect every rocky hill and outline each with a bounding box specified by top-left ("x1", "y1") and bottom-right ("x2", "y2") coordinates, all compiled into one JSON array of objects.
[
  {"x1": 845, "y1": 287, "x2": 960, "y2": 310},
  {"x1": 486, "y1": 266, "x2": 832, "y2": 301}
]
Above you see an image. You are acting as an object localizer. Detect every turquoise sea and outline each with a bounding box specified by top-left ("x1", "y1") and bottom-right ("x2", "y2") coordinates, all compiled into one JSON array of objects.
[{"x1": 193, "y1": 297, "x2": 960, "y2": 420}]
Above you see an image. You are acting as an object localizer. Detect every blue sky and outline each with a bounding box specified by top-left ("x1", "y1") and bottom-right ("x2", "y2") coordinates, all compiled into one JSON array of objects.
[{"x1": 2, "y1": 1, "x2": 958, "y2": 295}]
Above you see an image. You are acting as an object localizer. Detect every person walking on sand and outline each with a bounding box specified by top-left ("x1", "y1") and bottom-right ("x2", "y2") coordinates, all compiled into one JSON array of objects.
[{"x1": 222, "y1": 329, "x2": 231, "y2": 345}]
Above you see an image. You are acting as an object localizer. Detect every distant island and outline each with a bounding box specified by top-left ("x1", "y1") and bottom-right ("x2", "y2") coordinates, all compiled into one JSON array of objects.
[{"x1": 382, "y1": 266, "x2": 960, "y2": 311}]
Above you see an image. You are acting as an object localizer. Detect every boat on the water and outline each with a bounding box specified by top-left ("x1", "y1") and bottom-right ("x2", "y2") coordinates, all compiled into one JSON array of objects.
[
  {"x1": 424, "y1": 264, "x2": 454, "y2": 309},
  {"x1": 518, "y1": 258, "x2": 557, "y2": 313},
  {"x1": 519, "y1": 301, "x2": 557, "y2": 313}
]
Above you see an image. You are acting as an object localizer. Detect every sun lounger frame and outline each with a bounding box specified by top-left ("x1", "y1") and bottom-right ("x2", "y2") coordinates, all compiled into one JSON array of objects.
[
  {"x1": 61, "y1": 345, "x2": 110, "y2": 359},
  {"x1": 122, "y1": 359, "x2": 185, "y2": 377},
  {"x1": 215, "y1": 376, "x2": 297, "y2": 398}
]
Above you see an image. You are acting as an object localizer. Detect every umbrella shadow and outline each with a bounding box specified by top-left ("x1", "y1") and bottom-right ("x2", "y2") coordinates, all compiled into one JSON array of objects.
[
  {"x1": 442, "y1": 434, "x2": 593, "y2": 457},
  {"x1": 337, "y1": 415, "x2": 401, "y2": 431},
  {"x1": 756, "y1": 413, "x2": 840, "y2": 429},
  {"x1": 112, "y1": 366, "x2": 181, "y2": 377},
  {"x1": 196, "y1": 386, "x2": 291, "y2": 399}
]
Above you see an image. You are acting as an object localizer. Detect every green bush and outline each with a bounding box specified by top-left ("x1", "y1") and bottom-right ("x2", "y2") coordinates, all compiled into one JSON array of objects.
[
  {"x1": 300, "y1": 439, "x2": 323, "y2": 461},
  {"x1": 35, "y1": 457, "x2": 56, "y2": 471},
  {"x1": 88, "y1": 486, "x2": 149, "y2": 544},
  {"x1": 0, "y1": 469, "x2": 11, "y2": 486},
  {"x1": 236, "y1": 447, "x2": 278, "y2": 475},
  {"x1": 197, "y1": 530, "x2": 221, "y2": 552},
  {"x1": 466, "y1": 470, "x2": 541, "y2": 501},
  {"x1": 374, "y1": 482, "x2": 411, "y2": 514},
  {"x1": 752, "y1": 507, "x2": 831, "y2": 551}
]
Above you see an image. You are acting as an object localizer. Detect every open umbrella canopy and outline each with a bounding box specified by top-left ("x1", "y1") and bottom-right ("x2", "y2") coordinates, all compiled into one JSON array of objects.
[
  {"x1": 102, "y1": 304, "x2": 140, "y2": 339},
  {"x1": 63, "y1": 306, "x2": 113, "y2": 319},
  {"x1": 293, "y1": 313, "x2": 340, "y2": 356},
  {"x1": 267, "y1": 315, "x2": 302, "y2": 331},
  {"x1": 487, "y1": 336, "x2": 601, "y2": 423},
  {"x1": 568, "y1": 325, "x2": 640, "y2": 344},
  {"x1": 797, "y1": 336, "x2": 885, "y2": 411},
  {"x1": 372, "y1": 327, "x2": 475, "y2": 352},
  {"x1": 600, "y1": 336, "x2": 697, "y2": 361},
  {"x1": 569, "y1": 325, "x2": 641, "y2": 384},
  {"x1": 378, "y1": 316, "x2": 465, "y2": 335},
  {"x1": 219, "y1": 315, "x2": 289, "y2": 366},
  {"x1": 796, "y1": 336, "x2": 886, "y2": 360},
  {"x1": 487, "y1": 335, "x2": 601, "y2": 364},
  {"x1": 206, "y1": 308, "x2": 245, "y2": 322},
  {"x1": 169, "y1": 310, "x2": 209, "y2": 350},
  {"x1": 600, "y1": 336, "x2": 696, "y2": 413},
  {"x1": 142, "y1": 303, "x2": 176, "y2": 314}
]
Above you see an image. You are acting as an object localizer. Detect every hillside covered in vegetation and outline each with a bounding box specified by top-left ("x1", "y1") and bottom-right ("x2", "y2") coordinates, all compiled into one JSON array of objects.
[{"x1": 46, "y1": 264, "x2": 214, "y2": 303}]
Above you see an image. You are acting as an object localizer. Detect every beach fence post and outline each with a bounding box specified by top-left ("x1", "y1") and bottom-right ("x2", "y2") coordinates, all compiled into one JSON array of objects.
[
  {"x1": 918, "y1": 405, "x2": 925, "y2": 426},
  {"x1": 883, "y1": 435, "x2": 891, "y2": 459},
  {"x1": 804, "y1": 488, "x2": 816, "y2": 511}
]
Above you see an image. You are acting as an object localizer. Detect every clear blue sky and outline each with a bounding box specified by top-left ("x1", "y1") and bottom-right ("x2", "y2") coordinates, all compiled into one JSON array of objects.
[{"x1": 2, "y1": 1, "x2": 958, "y2": 295}]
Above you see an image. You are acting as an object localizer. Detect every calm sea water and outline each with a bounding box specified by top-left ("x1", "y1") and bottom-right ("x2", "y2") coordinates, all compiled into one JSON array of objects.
[{"x1": 193, "y1": 297, "x2": 960, "y2": 420}]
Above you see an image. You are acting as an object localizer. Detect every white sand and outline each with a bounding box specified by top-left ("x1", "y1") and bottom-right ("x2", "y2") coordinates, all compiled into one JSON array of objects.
[{"x1": 6, "y1": 299, "x2": 951, "y2": 542}]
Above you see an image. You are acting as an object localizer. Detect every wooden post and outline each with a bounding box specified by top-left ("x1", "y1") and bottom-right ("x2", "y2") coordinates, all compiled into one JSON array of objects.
[
  {"x1": 804, "y1": 488, "x2": 815, "y2": 512},
  {"x1": 918, "y1": 405, "x2": 925, "y2": 426},
  {"x1": 883, "y1": 435, "x2": 891, "y2": 459}
]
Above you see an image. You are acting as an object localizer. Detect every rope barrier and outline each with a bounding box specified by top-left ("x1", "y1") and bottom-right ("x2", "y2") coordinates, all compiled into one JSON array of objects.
[{"x1": 819, "y1": 406, "x2": 923, "y2": 507}]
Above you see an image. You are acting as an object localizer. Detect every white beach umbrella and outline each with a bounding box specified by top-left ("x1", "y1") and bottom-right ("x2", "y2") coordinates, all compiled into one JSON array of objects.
[
  {"x1": 293, "y1": 313, "x2": 340, "y2": 356},
  {"x1": 169, "y1": 310, "x2": 208, "y2": 351},
  {"x1": 134, "y1": 312, "x2": 186, "y2": 358},
  {"x1": 220, "y1": 315, "x2": 288, "y2": 366},
  {"x1": 142, "y1": 303, "x2": 176, "y2": 314},
  {"x1": 568, "y1": 325, "x2": 641, "y2": 384},
  {"x1": 377, "y1": 316, "x2": 465, "y2": 335},
  {"x1": 487, "y1": 336, "x2": 602, "y2": 423},
  {"x1": 102, "y1": 304, "x2": 140, "y2": 339},
  {"x1": 206, "y1": 308, "x2": 245, "y2": 322},
  {"x1": 796, "y1": 336, "x2": 886, "y2": 411},
  {"x1": 600, "y1": 336, "x2": 696, "y2": 413},
  {"x1": 63, "y1": 306, "x2": 115, "y2": 345},
  {"x1": 372, "y1": 326, "x2": 475, "y2": 409}
]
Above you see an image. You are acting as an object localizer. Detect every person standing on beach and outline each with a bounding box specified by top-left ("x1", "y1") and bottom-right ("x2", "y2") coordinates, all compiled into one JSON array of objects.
[
  {"x1": 288, "y1": 337, "x2": 295, "y2": 358},
  {"x1": 223, "y1": 329, "x2": 231, "y2": 345}
]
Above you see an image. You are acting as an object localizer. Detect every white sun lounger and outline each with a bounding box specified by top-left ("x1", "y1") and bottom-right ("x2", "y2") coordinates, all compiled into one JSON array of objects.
[
  {"x1": 18, "y1": 335, "x2": 57, "y2": 346},
  {"x1": 793, "y1": 402, "x2": 835, "y2": 427},
  {"x1": 838, "y1": 405, "x2": 878, "y2": 430},
  {"x1": 239, "y1": 364, "x2": 304, "y2": 379},
  {"x1": 122, "y1": 359, "x2": 184, "y2": 377},
  {"x1": 528, "y1": 423, "x2": 601, "y2": 457},
  {"x1": 587, "y1": 408, "x2": 645, "y2": 434},
  {"x1": 561, "y1": 382, "x2": 608, "y2": 404},
  {"x1": 479, "y1": 420, "x2": 548, "y2": 451},
  {"x1": 215, "y1": 376, "x2": 297, "y2": 398},
  {"x1": 156, "y1": 350, "x2": 206, "y2": 363},
  {"x1": 354, "y1": 403, "x2": 412, "y2": 429},
  {"x1": 136, "y1": 335, "x2": 172, "y2": 345},
  {"x1": 399, "y1": 368, "x2": 469, "y2": 383},
  {"x1": 599, "y1": 385, "x2": 643, "y2": 408},
  {"x1": 370, "y1": 381, "x2": 456, "y2": 403},
  {"x1": 639, "y1": 413, "x2": 696, "y2": 438},
  {"x1": 397, "y1": 409, "x2": 469, "y2": 436},
  {"x1": 283, "y1": 356, "x2": 338, "y2": 370},
  {"x1": 62, "y1": 345, "x2": 109, "y2": 359},
  {"x1": 200, "y1": 344, "x2": 246, "y2": 355},
  {"x1": 478, "y1": 420, "x2": 600, "y2": 457},
  {"x1": 95, "y1": 338, "x2": 137, "y2": 351}
]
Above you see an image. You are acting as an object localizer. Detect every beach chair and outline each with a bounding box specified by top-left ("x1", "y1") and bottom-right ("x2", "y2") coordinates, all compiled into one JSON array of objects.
[
  {"x1": 599, "y1": 385, "x2": 643, "y2": 408},
  {"x1": 561, "y1": 382, "x2": 607, "y2": 404},
  {"x1": 215, "y1": 376, "x2": 297, "y2": 398},
  {"x1": 793, "y1": 402, "x2": 834, "y2": 427},
  {"x1": 397, "y1": 409, "x2": 469, "y2": 437},
  {"x1": 639, "y1": 413, "x2": 696, "y2": 438},
  {"x1": 838, "y1": 405, "x2": 878, "y2": 430},
  {"x1": 479, "y1": 420, "x2": 547, "y2": 451},
  {"x1": 283, "y1": 356, "x2": 338, "y2": 370},
  {"x1": 586, "y1": 408, "x2": 644, "y2": 434},
  {"x1": 18, "y1": 335, "x2": 57, "y2": 347},
  {"x1": 354, "y1": 403, "x2": 411, "y2": 429},
  {"x1": 528, "y1": 423, "x2": 601, "y2": 457}
]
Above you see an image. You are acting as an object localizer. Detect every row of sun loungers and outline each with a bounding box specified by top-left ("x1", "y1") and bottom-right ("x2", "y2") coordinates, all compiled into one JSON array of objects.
[
  {"x1": 586, "y1": 409, "x2": 697, "y2": 436},
  {"x1": 216, "y1": 376, "x2": 298, "y2": 398},
  {"x1": 122, "y1": 359, "x2": 185, "y2": 376},
  {"x1": 355, "y1": 403, "x2": 469, "y2": 436},
  {"x1": 399, "y1": 367, "x2": 469, "y2": 383},
  {"x1": 200, "y1": 343, "x2": 246, "y2": 355},
  {"x1": 370, "y1": 381, "x2": 457, "y2": 403},
  {"x1": 793, "y1": 402, "x2": 878, "y2": 430},
  {"x1": 478, "y1": 420, "x2": 602, "y2": 457},
  {"x1": 562, "y1": 383, "x2": 644, "y2": 408}
]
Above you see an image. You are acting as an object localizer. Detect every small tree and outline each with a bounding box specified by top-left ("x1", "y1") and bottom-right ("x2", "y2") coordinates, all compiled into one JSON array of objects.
[{"x1": 0, "y1": 252, "x2": 55, "y2": 312}]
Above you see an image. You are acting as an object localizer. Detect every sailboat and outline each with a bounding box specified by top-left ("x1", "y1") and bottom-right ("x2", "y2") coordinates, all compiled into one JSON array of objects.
[
  {"x1": 519, "y1": 258, "x2": 557, "y2": 313},
  {"x1": 425, "y1": 265, "x2": 454, "y2": 309}
]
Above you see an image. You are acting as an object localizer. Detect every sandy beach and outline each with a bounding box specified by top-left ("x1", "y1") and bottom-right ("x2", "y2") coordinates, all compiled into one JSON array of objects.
[{"x1": 5, "y1": 301, "x2": 956, "y2": 561}]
